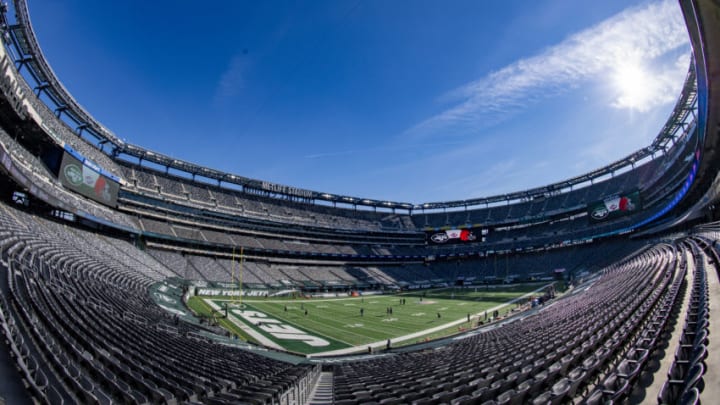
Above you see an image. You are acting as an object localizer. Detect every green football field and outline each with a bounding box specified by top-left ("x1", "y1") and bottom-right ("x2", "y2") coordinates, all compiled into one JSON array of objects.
[{"x1": 189, "y1": 284, "x2": 547, "y2": 355}]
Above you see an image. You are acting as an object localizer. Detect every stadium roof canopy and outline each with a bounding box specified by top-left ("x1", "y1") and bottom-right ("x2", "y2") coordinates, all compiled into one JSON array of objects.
[{"x1": 2, "y1": 0, "x2": 700, "y2": 213}]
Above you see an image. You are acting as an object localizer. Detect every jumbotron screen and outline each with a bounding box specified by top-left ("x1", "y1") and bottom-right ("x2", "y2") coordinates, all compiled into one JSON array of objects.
[
  {"x1": 58, "y1": 152, "x2": 119, "y2": 207},
  {"x1": 587, "y1": 190, "x2": 641, "y2": 222},
  {"x1": 426, "y1": 227, "x2": 487, "y2": 245}
]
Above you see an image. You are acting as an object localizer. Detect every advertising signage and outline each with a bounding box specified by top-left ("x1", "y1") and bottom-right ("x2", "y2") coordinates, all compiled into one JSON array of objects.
[
  {"x1": 587, "y1": 191, "x2": 641, "y2": 222},
  {"x1": 426, "y1": 227, "x2": 487, "y2": 245},
  {"x1": 58, "y1": 151, "x2": 119, "y2": 207}
]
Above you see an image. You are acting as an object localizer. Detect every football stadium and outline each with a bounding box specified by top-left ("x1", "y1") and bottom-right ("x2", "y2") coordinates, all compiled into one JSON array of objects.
[{"x1": 0, "y1": 0, "x2": 718, "y2": 404}]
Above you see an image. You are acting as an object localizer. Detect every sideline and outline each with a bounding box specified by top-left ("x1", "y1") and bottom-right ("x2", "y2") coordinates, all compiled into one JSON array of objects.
[{"x1": 209, "y1": 283, "x2": 547, "y2": 304}]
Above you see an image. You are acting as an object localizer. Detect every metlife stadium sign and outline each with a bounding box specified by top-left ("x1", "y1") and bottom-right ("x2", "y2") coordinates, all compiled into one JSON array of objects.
[
  {"x1": 587, "y1": 191, "x2": 641, "y2": 222},
  {"x1": 58, "y1": 151, "x2": 119, "y2": 207}
]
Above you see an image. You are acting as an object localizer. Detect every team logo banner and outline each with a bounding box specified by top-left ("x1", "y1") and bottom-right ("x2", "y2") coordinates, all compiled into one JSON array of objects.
[
  {"x1": 588, "y1": 191, "x2": 641, "y2": 222},
  {"x1": 58, "y1": 152, "x2": 119, "y2": 207},
  {"x1": 426, "y1": 228, "x2": 485, "y2": 244}
]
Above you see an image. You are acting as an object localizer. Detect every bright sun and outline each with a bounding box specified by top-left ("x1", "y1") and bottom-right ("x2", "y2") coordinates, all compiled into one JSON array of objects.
[{"x1": 610, "y1": 61, "x2": 655, "y2": 112}]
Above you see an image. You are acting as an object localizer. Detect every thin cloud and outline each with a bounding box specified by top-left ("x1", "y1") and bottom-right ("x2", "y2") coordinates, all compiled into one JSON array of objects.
[
  {"x1": 303, "y1": 141, "x2": 466, "y2": 160},
  {"x1": 609, "y1": 52, "x2": 690, "y2": 112},
  {"x1": 409, "y1": 0, "x2": 689, "y2": 138},
  {"x1": 215, "y1": 53, "x2": 248, "y2": 100}
]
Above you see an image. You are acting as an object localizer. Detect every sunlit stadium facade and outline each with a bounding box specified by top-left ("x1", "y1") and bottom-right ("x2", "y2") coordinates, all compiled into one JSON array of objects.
[{"x1": 0, "y1": 0, "x2": 718, "y2": 403}]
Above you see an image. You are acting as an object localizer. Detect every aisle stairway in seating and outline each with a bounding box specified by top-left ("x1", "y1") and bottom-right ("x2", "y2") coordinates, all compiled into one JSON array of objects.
[{"x1": 307, "y1": 371, "x2": 333, "y2": 405}]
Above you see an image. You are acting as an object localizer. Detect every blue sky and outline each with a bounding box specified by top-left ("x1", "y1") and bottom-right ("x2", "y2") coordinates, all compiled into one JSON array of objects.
[{"x1": 25, "y1": 0, "x2": 690, "y2": 204}]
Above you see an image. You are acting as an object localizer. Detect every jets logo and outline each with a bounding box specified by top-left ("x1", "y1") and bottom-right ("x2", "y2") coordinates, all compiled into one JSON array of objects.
[
  {"x1": 591, "y1": 206, "x2": 609, "y2": 220},
  {"x1": 63, "y1": 164, "x2": 83, "y2": 186},
  {"x1": 430, "y1": 233, "x2": 449, "y2": 243}
]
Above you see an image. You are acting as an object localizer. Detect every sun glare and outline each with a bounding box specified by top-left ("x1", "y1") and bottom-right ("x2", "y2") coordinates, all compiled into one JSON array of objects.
[{"x1": 610, "y1": 61, "x2": 654, "y2": 112}]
